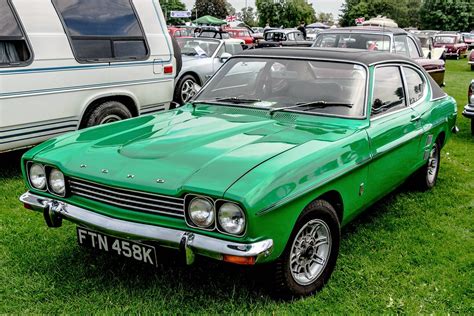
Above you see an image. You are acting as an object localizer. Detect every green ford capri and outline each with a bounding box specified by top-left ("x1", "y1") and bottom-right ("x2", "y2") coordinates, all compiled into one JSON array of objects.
[{"x1": 20, "y1": 48, "x2": 458, "y2": 297}]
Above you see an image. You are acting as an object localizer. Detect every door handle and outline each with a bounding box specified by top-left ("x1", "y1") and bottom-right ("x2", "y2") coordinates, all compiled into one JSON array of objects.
[{"x1": 410, "y1": 114, "x2": 421, "y2": 122}]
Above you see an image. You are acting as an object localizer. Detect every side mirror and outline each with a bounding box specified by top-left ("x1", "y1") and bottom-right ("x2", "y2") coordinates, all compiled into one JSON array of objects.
[{"x1": 219, "y1": 52, "x2": 232, "y2": 63}]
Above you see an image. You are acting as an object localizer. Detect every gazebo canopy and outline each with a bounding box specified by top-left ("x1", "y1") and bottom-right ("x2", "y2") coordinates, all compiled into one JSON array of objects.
[{"x1": 194, "y1": 15, "x2": 226, "y2": 25}]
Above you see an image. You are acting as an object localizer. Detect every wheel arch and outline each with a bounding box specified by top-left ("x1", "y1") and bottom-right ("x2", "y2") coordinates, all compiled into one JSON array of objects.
[
  {"x1": 310, "y1": 190, "x2": 344, "y2": 224},
  {"x1": 436, "y1": 130, "x2": 446, "y2": 148},
  {"x1": 177, "y1": 71, "x2": 203, "y2": 86},
  {"x1": 79, "y1": 93, "x2": 139, "y2": 129}
]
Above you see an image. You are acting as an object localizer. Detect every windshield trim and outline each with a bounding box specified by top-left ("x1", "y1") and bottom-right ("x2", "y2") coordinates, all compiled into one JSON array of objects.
[{"x1": 191, "y1": 55, "x2": 370, "y2": 120}]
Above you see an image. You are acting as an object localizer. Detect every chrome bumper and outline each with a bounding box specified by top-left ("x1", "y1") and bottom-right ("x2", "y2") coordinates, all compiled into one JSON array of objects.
[
  {"x1": 463, "y1": 104, "x2": 474, "y2": 119},
  {"x1": 20, "y1": 192, "x2": 273, "y2": 264}
]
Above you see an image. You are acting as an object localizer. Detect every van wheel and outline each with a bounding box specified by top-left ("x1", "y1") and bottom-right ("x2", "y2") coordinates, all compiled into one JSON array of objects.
[
  {"x1": 84, "y1": 101, "x2": 132, "y2": 127},
  {"x1": 270, "y1": 200, "x2": 340, "y2": 298},
  {"x1": 413, "y1": 141, "x2": 441, "y2": 190}
]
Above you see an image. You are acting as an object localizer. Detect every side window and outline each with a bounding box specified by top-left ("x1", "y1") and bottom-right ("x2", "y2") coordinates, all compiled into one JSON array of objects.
[
  {"x1": 53, "y1": 0, "x2": 149, "y2": 62},
  {"x1": 230, "y1": 44, "x2": 243, "y2": 55},
  {"x1": 287, "y1": 33, "x2": 295, "y2": 41},
  {"x1": 407, "y1": 38, "x2": 421, "y2": 58},
  {"x1": 0, "y1": 0, "x2": 32, "y2": 67},
  {"x1": 372, "y1": 66, "x2": 406, "y2": 116},
  {"x1": 403, "y1": 67, "x2": 426, "y2": 105},
  {"x1": 394, "y1": 35, "x2": 408, "y2": 56},
  {"x1": 216, "y1": 44, "x2": 224, "y2": 57},
  {"x1": 295, "y1": 33, "x2": 304, "y2": 41}
]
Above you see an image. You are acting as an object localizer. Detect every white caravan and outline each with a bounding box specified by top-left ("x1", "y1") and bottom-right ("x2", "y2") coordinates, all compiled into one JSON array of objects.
[{"x1": 0, "y1": 0, "x2": 176, "y2": 152}]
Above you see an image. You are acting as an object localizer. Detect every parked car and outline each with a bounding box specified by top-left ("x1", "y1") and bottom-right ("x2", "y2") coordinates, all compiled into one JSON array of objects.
[
  {"x1": 173, "y1": 37, "x2": 244, "y2": 104},
  {"x1": 463, "y1": 80, "x2": 474, "y2": 134},
  {"x1": 226, "y1": 28, "x2": 255, "y2": 48},
  {"x1": 461, "y1": 32, "x2": 474, "y2": 49},
  {"x1": 433, "y1": 33, "x2": 468, "y2": 59},
  {"x1": 0, "y1": 0, "x2": 176, "y2": 153},
  {"x1": 168, "y1": 26, "x2": 193, "y2": 38},
  {"x1": 469, "y1": 50, "x2": 474, "y2": 71},
  {"x1": 313, "y1": 27, "x2": 446, "y2": 86},
  {"x1": 416, "y1": 33, "x2": 445, "y2": 60},
  {"x1": 20, "y1": 48, "x2": 457, "y2": 297},
  {"x1": 197, "y1": 29, "x2": 231, "y2": 40},
  {"x1": 257, "y1": 29, "x2": 313, "y2": 48}
]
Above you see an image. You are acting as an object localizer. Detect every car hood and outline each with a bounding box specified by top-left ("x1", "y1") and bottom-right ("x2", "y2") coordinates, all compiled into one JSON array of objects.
[{"x1": 30, "y1": 105, "x2": 357, "y2": 197}]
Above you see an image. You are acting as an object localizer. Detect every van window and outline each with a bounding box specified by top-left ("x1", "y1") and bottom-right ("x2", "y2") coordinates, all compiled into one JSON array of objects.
[
  {"x1": 53, "y1": 0, "x2": 149, "y2": 62},
  {"x1": 0, "y1": 0, "x2": 32, "y2": 67}
]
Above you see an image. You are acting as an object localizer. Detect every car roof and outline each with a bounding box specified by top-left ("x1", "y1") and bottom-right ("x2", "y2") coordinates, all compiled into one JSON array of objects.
[
  {"x1": 236, "y1": 47, "x2": 417, "y2": 66},
  {"x1": 267, "y1": 29, "x2": 300, "y2": 34},
  {"x1": 320, "y1": 26, "x2": 408, "y2": 35}
]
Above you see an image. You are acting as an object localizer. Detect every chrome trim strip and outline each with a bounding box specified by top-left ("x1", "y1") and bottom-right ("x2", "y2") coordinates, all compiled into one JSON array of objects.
[{"x1": 20, "y1": 192, "x2": 273, "y2": 261}]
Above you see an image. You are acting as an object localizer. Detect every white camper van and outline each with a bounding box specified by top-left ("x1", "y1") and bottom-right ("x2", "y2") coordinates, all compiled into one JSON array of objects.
[{"x1": 0, "y1": 0, "x2": 176, "y2": 152}]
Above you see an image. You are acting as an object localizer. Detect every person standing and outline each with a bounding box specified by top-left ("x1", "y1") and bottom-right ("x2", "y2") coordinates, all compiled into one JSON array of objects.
[{"x1": 297, "y1": 21, "x2": 307, "y2": 40}]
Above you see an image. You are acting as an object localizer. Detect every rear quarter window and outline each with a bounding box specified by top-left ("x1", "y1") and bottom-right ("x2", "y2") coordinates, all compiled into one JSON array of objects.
[{"x1": 52, "y1": 0, "x2": 149, "y2": 63}]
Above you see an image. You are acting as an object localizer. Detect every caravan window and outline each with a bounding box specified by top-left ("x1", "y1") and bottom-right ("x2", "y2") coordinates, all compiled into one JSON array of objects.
[
  {"x1": 53, "y1": 0, "x2": 149, "y2": 62},
  {"x1": 0, "y1": 0, "x2": 32, "y2": 67}
]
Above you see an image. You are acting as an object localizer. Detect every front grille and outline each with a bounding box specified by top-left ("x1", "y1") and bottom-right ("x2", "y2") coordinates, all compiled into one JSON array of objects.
[{"x1": 69, "y1": 178, "x2": 185, "y2": 218}]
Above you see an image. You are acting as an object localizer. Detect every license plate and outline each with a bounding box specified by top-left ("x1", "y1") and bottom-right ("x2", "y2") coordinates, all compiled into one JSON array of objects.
[{"x1": 76, "y1": 227, "x2": 157, "y2": 266}]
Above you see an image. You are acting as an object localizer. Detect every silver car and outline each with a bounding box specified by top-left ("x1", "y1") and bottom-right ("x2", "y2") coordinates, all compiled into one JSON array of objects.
[{"x1": 174, "y1": 38, "x2": 244, "y2": 104}]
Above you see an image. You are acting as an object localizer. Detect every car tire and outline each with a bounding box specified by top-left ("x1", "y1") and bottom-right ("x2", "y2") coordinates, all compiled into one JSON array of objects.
[
  {"x1": 174, "y1": 74, "x2": 198, "y2": 105},
  {"x1": 471, "y1": 120, "x2": 474, "y2": 136},
  {"x1": 471, "y1": 65, "x2": 474, "y2": 71},
  {"x1": 413, "y1": 140, "x2": 441, "y2": 190},
  {"x1": 270, "y1": 200, "x2": 340, "y2": 298},
  {"x1": 84, "y1": 101, "x2": 132, "y2": 128}
]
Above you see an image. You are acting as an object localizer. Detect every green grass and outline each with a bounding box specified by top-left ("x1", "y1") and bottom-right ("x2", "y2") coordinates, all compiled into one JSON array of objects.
[{"x1": 1, "y1": 59, "x2": 473, "y2": 314}]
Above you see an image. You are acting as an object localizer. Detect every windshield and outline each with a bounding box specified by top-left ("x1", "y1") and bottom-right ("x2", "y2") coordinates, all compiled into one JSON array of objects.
[
  {"x1": 265, "y1": 32, "x2": 287, "y2": 41},
  {"x1": 464, "y1": 34, "x2": 474, "y2": 40},
  {"x1": 314, "y1": 33, "x2": 391, "y2": 52},
  {"x1": 176, "y1": 38, "x2": 220, "y2": 57},
  {"x1": 193, "y1": 58, "x2": 367, "y2": 118},
  {"x1": 434, "y1": 36, "x2": 455, "y2": 44}
]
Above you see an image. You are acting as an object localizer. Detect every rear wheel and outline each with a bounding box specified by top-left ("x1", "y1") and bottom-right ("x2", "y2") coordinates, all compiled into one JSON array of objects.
[
  {"x1": 413, "y1": 141, "x2": 441, "y2": 190},
  {"x1": 84, "y1": 101, "x2": 132, "y2": 128},
  {"x1": 270, "y1": 200, "x2": 340, "y2": 298},
  {"x1": 471, "y1": 120, "x2": 474, "y2": 136}
]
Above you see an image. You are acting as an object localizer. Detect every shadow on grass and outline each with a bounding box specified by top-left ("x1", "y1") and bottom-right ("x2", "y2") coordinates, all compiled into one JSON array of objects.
[{"x1": 0, "y1": 149, "x2": 27, "y2": 178}]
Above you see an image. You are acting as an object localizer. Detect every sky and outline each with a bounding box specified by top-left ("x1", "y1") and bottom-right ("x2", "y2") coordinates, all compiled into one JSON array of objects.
[{"x1": 181, "y1": 0, "x2": 345, "y2": 19}]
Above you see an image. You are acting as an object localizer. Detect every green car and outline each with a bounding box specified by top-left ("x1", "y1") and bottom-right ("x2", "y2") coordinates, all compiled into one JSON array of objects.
[{"x1": 20, "y1": 48, "x2": 458, "y2": 297}]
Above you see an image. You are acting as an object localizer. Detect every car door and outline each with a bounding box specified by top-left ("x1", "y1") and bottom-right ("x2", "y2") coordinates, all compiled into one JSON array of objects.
[{"x1": 365, "y1": 65, "x2": 424, "y2": 202}]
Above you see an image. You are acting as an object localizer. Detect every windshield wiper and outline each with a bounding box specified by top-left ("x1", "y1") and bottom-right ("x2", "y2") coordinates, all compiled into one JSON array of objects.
[
  {"x1": 214, "y1": 97, "x2": 261, "y2": 104},
  {"x1": 269, "y1": 101, "x2": 353, "y2": 115}
]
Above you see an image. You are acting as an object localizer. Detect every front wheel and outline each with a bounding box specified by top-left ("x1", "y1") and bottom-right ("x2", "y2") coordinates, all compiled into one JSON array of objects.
[
  {"x1": 271, "y1": 200, "x2": 340, "y2": 298},
  {"x1": 174, "y1": 75, "x2": 198, "y2": 105}
]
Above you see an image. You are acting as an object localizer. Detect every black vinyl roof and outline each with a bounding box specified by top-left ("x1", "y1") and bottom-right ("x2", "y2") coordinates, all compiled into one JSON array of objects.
[{"x1": 237, "y1": 47, "x2": 417, "y2": 66}]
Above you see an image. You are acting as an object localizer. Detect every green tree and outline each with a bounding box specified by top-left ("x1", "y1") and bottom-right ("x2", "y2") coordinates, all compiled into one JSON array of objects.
[
  {"x1": 256, "y1": 0, "x2": 315, "y2": 28},
  {"x1": 238, "y1": 7, "x2": 257, "y2": 26},
  {"x1": 192, "y1": 0, "x2": 229, "y2": 19},
  {"x1": 159, "y1": 0, "x2": 188, "y2": 25},
  {"x1": 339, "y1": 0, "x2": 423, "y2": 28},
  {"x1": 420, "y1": 0, "x2": 473, "y2": 31},
  {"x1": 316, "y1": 12, "x2": 335, "y2": 25}
]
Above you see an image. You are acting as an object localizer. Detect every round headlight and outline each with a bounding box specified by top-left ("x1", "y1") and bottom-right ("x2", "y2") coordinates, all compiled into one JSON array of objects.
[
  {"x1": 218, "y1": 203, "x2": 245, "y2": 235},
  {"x1": 29, "y1": 163, "x2": 46, "y2": 189},
  {"x1": 48, "y1": 168, "x2": 65, "y2": 195},
  {"x1": 188, "y1": 197, "x2": 214, "y2": 228}
]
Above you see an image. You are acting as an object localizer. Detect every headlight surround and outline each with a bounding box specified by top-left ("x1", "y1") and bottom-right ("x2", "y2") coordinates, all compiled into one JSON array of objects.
[
  {"x1": 48, "y1": 168, "x2": 65, "y2": 196},
  {"x1": 188, "y1": 197, "x2": 215, "y2": 228},
  {"x1": 29, "y1": 163, "x2": 46, "y2": 190},
  {"x1": 217, "y1": 202, "x2": 245, "y2": 235}
]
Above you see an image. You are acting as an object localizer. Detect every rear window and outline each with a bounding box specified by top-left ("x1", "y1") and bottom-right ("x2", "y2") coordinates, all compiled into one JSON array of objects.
[
  {"x1": 314, "y1": 33, "x2": 391, "y2": 52},
  {"x1": 0, "y1": 0, "x2": 32, "y2": 67},
  {"x1": 53, "y1": 0, "x2": 149, "y2": 62}
]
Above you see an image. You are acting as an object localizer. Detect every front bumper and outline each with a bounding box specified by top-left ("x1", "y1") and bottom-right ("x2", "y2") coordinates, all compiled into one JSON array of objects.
[
  {"x1": 20, "y1": 192, "x2": 273, "y2": 264},
  {"x1": 463, "y1": 104, "x2": 474, "y2": 119}
]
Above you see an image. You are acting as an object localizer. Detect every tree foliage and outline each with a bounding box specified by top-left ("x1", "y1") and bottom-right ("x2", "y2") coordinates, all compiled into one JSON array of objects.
[
  {"x1": 420, "y1": 0, "x2": 473, "y2": 31},
  {"x1": 237, "y1": 7, "x2": 257, "y2": 27},
  {"x1": 315, "y1": 12, "x2": 335, "y2": 26},
  {"x1": 255, "y1": 0, "x2": 316, "y2": 28},
  {"x1": 339, "y1": 0, "x2": 423, "y2": 28},
  {"x1": 192, "y1": 0, "x2": 229, "y2": 19}
]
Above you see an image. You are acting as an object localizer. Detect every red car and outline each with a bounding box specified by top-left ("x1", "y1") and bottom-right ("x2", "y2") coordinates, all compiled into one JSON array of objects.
[
  {"x1": 168, "y1": 26, "x2": 193, "y2": 38},
  {"x1": 433, "y1": 33, "x2": 468, "y2": 59},
  {"x1": 226, "y1": 28, "x2": 255, "y2": 48},
  {"x1": 462, "y1": 33, "x2": 474, "y2": 50}
]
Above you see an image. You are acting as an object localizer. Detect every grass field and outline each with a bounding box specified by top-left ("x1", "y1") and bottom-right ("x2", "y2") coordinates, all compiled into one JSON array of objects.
[{"x1": 1, "y1": 59, "x2": 473, "y2": 314}]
